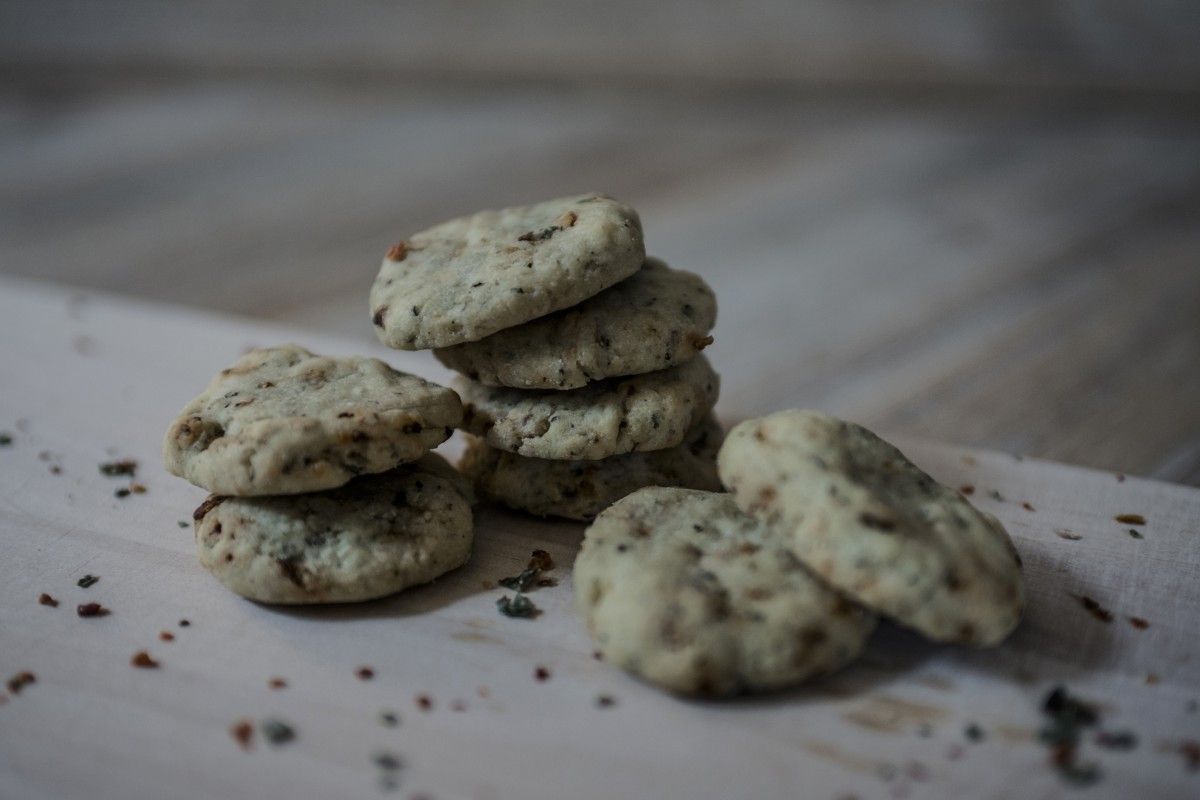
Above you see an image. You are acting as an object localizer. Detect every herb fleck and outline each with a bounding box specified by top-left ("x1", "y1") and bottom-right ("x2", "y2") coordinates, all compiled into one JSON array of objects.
[
  {"x1": 989, "y1": 490, "x2": 1005, "y2": 502},
  {"x1": 1075, "y1": 595, "x2": 1113, "y2": 623},
  {"x1": 114, "y1": 487, "x2": 131, "y2": 499},
  {"x1": 595, "y1": 694, "x2": 616, "y2": 709},
  {"x1": 965, "y1": 723, "x2": 985, "y2": 742},
  {"x1": 497, "y1": 594, "x2": 540, "y2": 618},
  {"x1": 261, "y1": 718, "x2": 295, "y2": 746},
  {"x1": 379, "y1": 710, "x2": 400, "y2": 727},
  {"x1": 38, "y1": 593, "x2": 58, "y2": 607},
  {"x1": 1094, "y1": 730, "x2": 1137, "y2": 750},
  {"x1": 99, "y1": 459, "x2": 137, "y2": 477},
  {"x1": 1115, "y1": 513, "x2": 1145, "y2": 525},
  {"x1": 230, "y1": 719, "x2": 254, "y2": 751},
  {"x1": 7, "y1": 671, "x2": 36, "y2": 694},
  {"x1": 1021, "y1": 502, "x2": 1035, "y2": 512},
  {"x1": 0, "y1": 433, "x2": 12, "y2": 446},
  {"x1": 77, "y1": 574, "x2": 99, "y2": 588},
  {"x1": 373, "y1": 751, "x2": 403, "y2": 771},
  {"x1": 77, "y1": 602, "x2": 109, "y2": 618},
  {"x1": 1127, "y1": 528, "x2": 1143, "y2": 539},
  {"x1": 179, "y1": 619, "x2": 190, "y2": 627},
  {"x1": 177, "y1": 520, "x2": 189, "y2": 528},
  {"x1": 130, "y1": 650, "x2": 160, "y2": 669},
  {"x1": 1039, "y1": 685, "x2": 1102, "y2": 785}
]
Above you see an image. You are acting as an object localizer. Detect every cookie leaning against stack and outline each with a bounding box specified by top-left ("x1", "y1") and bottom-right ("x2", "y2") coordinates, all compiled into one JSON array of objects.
[
  {"x1": 370, "y1": 194, "x2": 723, "y2": 519},
  {"x1": 575, "y1": 410, "x2": 1025, "y2": 697},
  {"x1": 163, "y1": 345, "x2": 475, "y2": 604}
]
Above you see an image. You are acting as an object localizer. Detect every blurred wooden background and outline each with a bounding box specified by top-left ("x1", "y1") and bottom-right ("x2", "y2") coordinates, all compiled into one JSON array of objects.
[{"x1": 2, "y1": 1, "x2": 1198, "y2": 483}]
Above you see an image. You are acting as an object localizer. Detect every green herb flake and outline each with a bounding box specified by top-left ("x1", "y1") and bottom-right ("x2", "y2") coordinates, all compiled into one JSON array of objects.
[
  {"x1": 99, "y1": 459, "x2": 138, "y2": 477},
  {"x1": 965, "y1": 723, "x2": 985, "y2": 742},
  {"x1": 496, "y1": 594, "x2": 540, "y2": 619},
  {"x1": 0, "y1": 433, "x2": 12, "y2": 446},
  {"x1": 77, "y1": 574, "x2": 99, "y2": 589},
  {"x1": 260, "y1": 718, "x2": 295, "y2": 746},
  {"x1": 178, "y1": 520, "x2": 189, "y2": 528},
  {"x1": 498, "y1": 567, "x2": 539, "y2": 592}
]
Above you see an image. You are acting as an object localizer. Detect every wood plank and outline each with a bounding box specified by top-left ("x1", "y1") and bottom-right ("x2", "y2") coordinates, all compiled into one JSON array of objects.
[{"x1": 2, "y1": 1, "x2": 1198, "y2": 94}]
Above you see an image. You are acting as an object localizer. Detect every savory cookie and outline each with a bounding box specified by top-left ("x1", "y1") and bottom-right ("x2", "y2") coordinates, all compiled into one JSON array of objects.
[
  {"x1": 163, "y1": 345, "x2": 461, "y2": 496},
  {"x1": 717, "y1": 410, "x2": 1023, "y2": 646},
  {"x1": 461, "y1": 415, "x2": 723, "y2": 520},
  {"x1": 458, "y1": 355, "x2": 719, "y2": 460},
  {"x1": 433, "y1": 258, "x2": 716, "y2": 390},
  {"x1": 194, "y1": 454, "x2": 474, "y2": 604},
  {"x1": 370, "y1": 194, "x2": 644, "y2": 350},
  {"x1": 575, "y1": 488, "x2": 877, "y2": 696}
]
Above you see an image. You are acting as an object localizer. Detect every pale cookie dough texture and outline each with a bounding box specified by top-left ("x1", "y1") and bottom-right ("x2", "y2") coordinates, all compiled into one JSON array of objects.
[
  {"x1": 575, "y1": 488, "x2": 877, "y2": 696},
  {"x1": 163, "y1": 345, "x2": 462, "y2": 496},
  {"x1": 457, "y1": 355, "x2": 719, "y2": 460},
  {"x1": 194, "y1": 454, "x2": 475, "y2": 604},
  {"x1": 370, "y1": 194, "x2": 645, "y2": 350},
  {"x1": 433, "y1": 258, "x2": 716, "y2": 390},
  {"x1": 461, "y1": 415, "x2": 724, "y2": 520},
  {"x1": 718, "y1": 409, "x2": 1024, "y2": 646}
]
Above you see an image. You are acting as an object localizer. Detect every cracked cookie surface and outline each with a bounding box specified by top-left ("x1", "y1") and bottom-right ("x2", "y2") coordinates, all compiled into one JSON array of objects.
[
  {"x1": 718, "y1": 409, "x2": 1024, "y2": 646},
  {"x1": 370, "y1": 194, "x2": 644, "y2": 350},
  {"x1": 575, "y1": 487, "x2": 876, "y2": 696},
  {"x1": 457, "y1": 355, "x2": 719, "y2": 460},
  {"x1": 194, "y1": 454, "x2": 474, "y2": 604},
  {"x1": 163, "y1": 345, "x2": 461, "y2": 496},
  {"x1": 434, "y1": 258, "x2": 715, "y2": 389},
  {"x1": 460, "y1": 415, "x2": 723, "y2": 520}
]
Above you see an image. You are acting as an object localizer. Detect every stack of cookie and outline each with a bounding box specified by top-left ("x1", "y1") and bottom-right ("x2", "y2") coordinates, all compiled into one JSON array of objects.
[
  {"x1": 575, "y1": 410, "x2": 1025, "y2": 697},
  {"x1": 369, "y1": 194, "x2": 722, "y2": 520},
  {"x1": 163, "y1": 345, "x2": 474, "y2": 604}
]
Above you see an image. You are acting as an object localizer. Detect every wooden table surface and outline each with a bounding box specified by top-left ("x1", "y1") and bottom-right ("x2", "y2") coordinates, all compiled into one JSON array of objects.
[{"x1": 2, "y1": 2, "x2": 1198, "y2": 485}]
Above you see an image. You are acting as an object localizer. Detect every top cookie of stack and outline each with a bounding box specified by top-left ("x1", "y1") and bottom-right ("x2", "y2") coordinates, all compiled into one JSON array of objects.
[{"x1": 370, "y1": 194, "x2": 722, "y2": 519}]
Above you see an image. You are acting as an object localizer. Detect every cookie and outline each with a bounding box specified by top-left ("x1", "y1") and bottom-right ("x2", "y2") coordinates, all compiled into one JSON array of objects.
[
  {"x1": 194, "y1": 454, "x2": 474, "y2": 604},
  {"x1": 433, "y1": 258, "x2": 716, "y2": 390},
  {"x1": 575, "y1": 488, "x2": 876, "y2": 696},
  {"x1": 717, "y1": 410, "x2": 1023, "y2": 646},
  {"x1": 370, "y1": 194, "x2": 644, "y2": 350},
  {"x1": 457, "y1": 355, "x2": 719, "y2": 460},
  {"x1": 461, "y1": 415, "x2": 723, "y2": 520},
  {"x1": 163, "y1": 345, "x2": 461, "y2": 496}
]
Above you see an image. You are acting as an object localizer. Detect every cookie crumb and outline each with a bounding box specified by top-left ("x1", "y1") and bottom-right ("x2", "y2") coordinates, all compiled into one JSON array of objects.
[
  {"x1": 356, "y1": 666, "x2": 375, "y2": 681},
  {"x1": 1128, "y1": 617, "x2": 1149, "y2": 630},
  {"x1": 99, "y1": 459, "x2": 137, "y2": 477},
  {"x1": 130, "y1": 650, "x2": 159, "y2": 669},
  {"x1": 7, "y1": 672, "x2": 36, "y2": 694},
  {"x1": 268, "y1": 677, "x2": 287, "y2": 690},
  {"x1": 1075, "y1": 595, "x2": 1113, "y2": 623},
  {"x1": 595, "y1": 694, "x2": 616, "y2": 708},
  {"x1": 1115, "y1": 513, "x2": 1146, "y2": 525},
  {"x1": 159, "y1": 631, "x2": 175, "y2": 642},
  {"x1": 533, "y1": 666, "x2": 551, "y2": 682},
  {"x1": 415, "y1": 694, "x2": 433, "y2": 712},
  {"x1": 77, "y1": 602, "x2": 109, "y2": 618},
  {"x1": 38, "y1": 593, "x2": 58, "y2": 607},
  {"x1": 958, "y1": 485, "x2": 974, "y2": 495},
  {"x1": 230, "y1": 719, "x2": 254, "y2": 751}
]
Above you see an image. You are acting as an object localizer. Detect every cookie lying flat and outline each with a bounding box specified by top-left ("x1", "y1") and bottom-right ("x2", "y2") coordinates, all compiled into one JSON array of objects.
[
  {"x1": 433, "y1": 258, "x2": 716, "y2": 390},
  {"x1": 718, "y1": 410, "x2": 1023, "y2": 646},
  {"x1": 575, "y1": 488, "x2": 876, "y2": 696},
  {"x1": 194, "y1": 454, "x2": 474, "y2": 604},
  {"x1": 370, "y1": 194, "x2": 644, "y2": 350},
  {"x1": 458, "y1": 355, "x2": 719, "y2": 460},
  {"x1": 461, "y1": 415, "x2": 723, "y2": 520},
  {"x1": 164, "y1": 345, "x2": 461, "y2": 496}
]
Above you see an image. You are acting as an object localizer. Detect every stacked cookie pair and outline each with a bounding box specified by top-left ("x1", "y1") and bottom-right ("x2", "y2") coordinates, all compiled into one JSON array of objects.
[
  {"x1": 163, "y1": 346, "x2": 474, "y2": 604},
  {"x1": 576, "y1": 410, "x2": 1025, "y2": 697},
  {"x1": 369, "y1": 194, "x2": 722, "y2": 520}
]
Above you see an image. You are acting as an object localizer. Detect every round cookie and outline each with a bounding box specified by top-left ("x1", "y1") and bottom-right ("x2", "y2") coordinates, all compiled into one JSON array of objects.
[
  {"x1": 575, "y1": 488, "x2": 877, "y2": 696},
  {"x1": 163, "y1": 345, "x2": 461, "y2": 496},
  {"x1": 458, "y1": 355, "x2": 719, "y2": 461},
  {"x1": 717, "y1": 409, "x2": 1024, "y2": 646},
  {"x1": 194, "y1": 454, "x2": 474, "y2": 604},
  {"x1": 370, "y1": 194, "x2": 644, "y2": 350},
  {"x1": 461, "y1": 415, "x2": 724, "y2": 520},
  {"x1": 433, "y1": 258, "x2": 716, "y2": 390}
]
